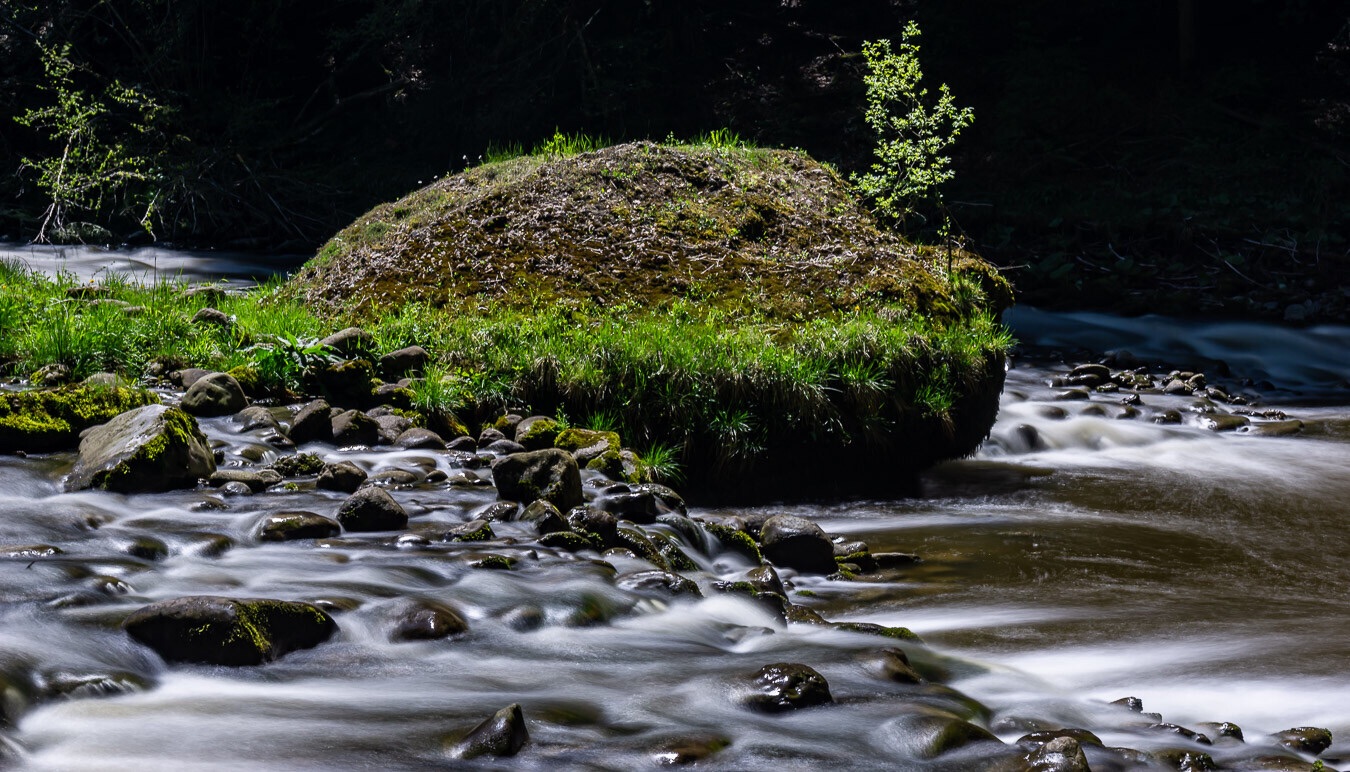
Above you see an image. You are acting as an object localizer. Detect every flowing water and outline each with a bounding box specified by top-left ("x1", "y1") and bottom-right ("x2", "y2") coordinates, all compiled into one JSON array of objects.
[{"x1": 2, "y1": 246, "x2": 1350, "y2": 769}]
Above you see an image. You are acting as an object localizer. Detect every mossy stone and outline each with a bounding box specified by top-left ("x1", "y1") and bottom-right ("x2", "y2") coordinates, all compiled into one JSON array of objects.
[
  {"x1": 123, "y1": 596, "x2": 338, "y2": 666},
  {"x1": 0, "y1": 384, "x2": 159, "y2": 453}
]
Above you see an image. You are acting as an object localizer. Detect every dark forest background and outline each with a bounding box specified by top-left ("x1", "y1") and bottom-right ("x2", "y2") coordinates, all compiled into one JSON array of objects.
[{"x1": 2, "y1": 1, "x2": 1347, "y2": 316}]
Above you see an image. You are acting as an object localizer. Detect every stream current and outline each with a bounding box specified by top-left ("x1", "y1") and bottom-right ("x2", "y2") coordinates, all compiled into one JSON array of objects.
[{"x1": 2, "y1": 245, "x2": 1350, "y2": 769}]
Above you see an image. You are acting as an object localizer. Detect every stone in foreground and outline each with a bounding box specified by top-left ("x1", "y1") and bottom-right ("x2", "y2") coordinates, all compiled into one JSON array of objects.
[
  {"x1": 123, "y1": 596, "x2": 338, "y2": 666},
  {"x1": 446, "y1": 703, "x2": 530, "y2": 759},
  {"x1": 66, "y1": 405, "x2": 215, "y2": 492}
]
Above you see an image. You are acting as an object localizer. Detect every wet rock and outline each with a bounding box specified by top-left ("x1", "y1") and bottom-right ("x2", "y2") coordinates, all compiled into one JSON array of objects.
[
  {"x1": 185, "y1": 534, "x2": 234, "y2": 557},
  {"x1": 208, "y1": 468, "x2": 282, "y2": 493},
  {"x1": 372, "y1": 413, "x2": 412, "y2": 445},
  {"x1": 316, "y1": 461, "x2": 367, "y2": 492},
  {"x1": 331, "y1": 409, "x2": 379, "y2": 446},
  {"x1": 288, "y1": 399, "x2": 333, "y2": 444},
  {"x1": 873, "y1": 552, "x2": 922, "y2": 569},
  {"x1": 1112, "y1": 696, "x2": 1145, "y2": 712},
  {"x1": 514, "y1": 416, "x2": 561, "y2": 450},
  {"x1": 745, "y1": 564, "x2": 785, "y2": 595},
  {"x1": 1017, "y1": 729, "x2": 1102, "y2": 751},
  {"x1": 566, "y1": 506, "x2": 619, "y2": 547},
  {"x1": 386, "y1": 597, "x2": 469, "y2": 641},
  {"x1": 467, "y1": 554, "x2": 515, "y2": 570},
  {"x1": 1150, "y1": 723, "x2": 1212, "y2": 745},
  {"x1": 181, "y1": 372, "x2": 248, "y2": 416},
  {"x1": 446, "y1": 703, "x2": 529, "y2": 759},
  {"x1": 446, "y1": 435, "x2": 478, "y2": 452},
  {"x1": 66, "y1": 405, "x2": 215, "y2": 492},
  {"x1": 760, "y1": 515, "x2": 836, "y2": 574},
  {"x1": 318, "y1": 326, "x2": 374, "y2": 358},
  {"x1": 1197, "y1": 722, "x2": 1244, "y2": 743},
  {"x1": 539, "y1": 530, "x2": 599, "y2": 552},
  {"x1": 1024, "y1": 736, "x2": 1090, "y2": 772},
  {"x1": 785, "y1": 605, "x2": 828, "y2": 625},
  {"x1": 743, "y1": 662, "x2": 832, "y2": 713},
  {"x1": 1273, "y1": 727, "x2": 1333, "y2": 756},
  {"x1": 270, "y1": 452, "x2": 325, "y2": 477},
  {"x1": 616, "y1": 570, "x2": 702, "y2": 599},
  {"x1": 491, "y1": 449, "x2": 583, "y2": 512},
  {"x1": 335, "y1": 486, "x2": 408, "y2": 532},
  {"x1": 444, "y1": 519, "x2": 495, "y2": 542},
  {"x1": 259, "y1": 511, "x2": 342, "y2": 542},
  {"x1": 520, "y1": 499, "x2": 569, "y2": 534},
  {"x1": 650, "y1": 733, "x2": 732, "y2": 765},
  {"x1": 1152, "y1": 748, "x2": 1217, "y2": 770},
  {"x1": 500, "y1": 605, "x2": 545, "y2": 632},
  {"x1": 1054, "y1": 389, "x2": 1091, "y2": 401},
  {"x1": 877, "y1": 709, "x2": 1001, "y2": 759},
  {"x1": 872, "y1": 647, "x2": 923, "y2": 684},
  {"x1": 1201, "y1": 413, "x2": 1249, "y2": 432},
  {"x1": 472, "y1": 501, "x2": 519, "y2": 521},
  {"x1": 39, "y1": 670, "x2": 151, "y2": 701},
  {"x1": 234, "y1": 405, "x2": 281, "y2": 433},
  {"x1": 368, "y1": 469, "x2": 420, "y2": 487},
  {"x1": 123, "y1": 596, "x2": 337, "y2": 666},
  {"x1": 125, "y1": 536, "x2": 169, "y2": 561},
  {"x1": 378, "y1": 345, "x2": 429, "y2": 378},
  {"x1": 831, "y1": 621, "x2": 921, "y2": 642},
  {"x1": 1154, "y1": 409, "x2": 1183, "y2": 424},
  {"x1": 485, "y1": 438, "x2": 527, "y2": 455},
  {"x1": 394, "y1": 427, "x2": 445, "y2": 450},
  {"x1": 1164, "y1": 379, "x2": 1195, "y2": 396},
  {"x1": 477, "y1": 427, "x2": 507, "y2": 447}
]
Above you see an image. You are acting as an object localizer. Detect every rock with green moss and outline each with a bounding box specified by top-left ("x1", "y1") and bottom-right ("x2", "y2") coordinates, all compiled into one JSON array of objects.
[
  {"x1": 444, "y1": 519, "x2": 495, "y2": 542},
  {"x1": 702, "y1": 523, "x2": 764, "y2": 564},
  {"x1": 66, "y1": 405, "x2": 215, "y2": 493},
  {"x1": 514, "y1": 416, "x2": 561, "y2": 450},
  {"x1": 830, "y1": 621, "x2": 922, "y2": 642},
  {"x1": 123, "y1": 596, "x2": 338, "y2": 666},
  {"x1": 743, "y1": 663, "x2": 833, "y2": 713},
  {"x1": 0, "y1": 384, "x2": 159, "y2": 453},
  {"x1": 258, "y1": 511, "x2": 341, "y2": 542},
  {"x1": 311, "y1": 360, "x2": 376, "y2": 407},
  {"x1": 225, "y1": 366, "x2": 263, "y2": 398}
]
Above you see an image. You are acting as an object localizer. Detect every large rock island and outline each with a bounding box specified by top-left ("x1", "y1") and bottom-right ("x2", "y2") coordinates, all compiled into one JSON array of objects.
[{"x1": 283, "y1": 140, "x2": 1012, "y2": 500}]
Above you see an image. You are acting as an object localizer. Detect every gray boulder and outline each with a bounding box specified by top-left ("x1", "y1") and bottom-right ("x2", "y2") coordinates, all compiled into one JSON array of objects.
[
  {"x1": 760, "y1": 515, "x2": 837, "y2": 574},
  {"x1": 335, "y1": 486, "x2": 408, "y2": 532},
  {"x1": 123, "y1": 596, "x2": 337, "y2": 666},
  {"x1": 288, "y1": 399, "x2": 333, "y2": 444},
  {"x1": 331, "y1": 409, "x2": 379, "y2": 446},
  {"x1": 378, "y1": 345, "x2": 429, "y2": 378},
  {"x1": 316, "y1": 460, "x2": 367, "y2": 492},
  {"x1": 491, "y1": 449, "x2": 582, "y2": 512},
  {"x1": 180, "y1": 372, "x2": 248, "y2": 416},
  {"x1": 66, "y1": 405, "x2": 215, "y2": 492}
]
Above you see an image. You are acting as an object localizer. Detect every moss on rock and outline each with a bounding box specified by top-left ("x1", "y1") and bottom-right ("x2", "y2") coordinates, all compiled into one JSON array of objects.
[{"x1": 0, "y1": 384, "x2": 160, "y2": 453}]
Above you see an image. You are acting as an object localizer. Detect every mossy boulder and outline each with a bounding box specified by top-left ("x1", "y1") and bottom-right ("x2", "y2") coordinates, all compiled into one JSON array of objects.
[
  {"x1": 286, "y1": 142, "x2": 1009, "y2": 320},
  {"x1": 66, "y1": 405, "x2": 215, "y2": 493},
  {"x1": 0, "y1": 384, "x2": 159, "y2": 453},
  {"x1": 283, "y1": 142, "x2": 1012, "y2": 500},
  {"x1": 123, "y1": 596, "x2": 338, "y2": 666}
]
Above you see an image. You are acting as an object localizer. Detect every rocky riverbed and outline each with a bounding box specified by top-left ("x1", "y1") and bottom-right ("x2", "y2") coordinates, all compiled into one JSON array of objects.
[{"x1": 0, "y1": 325, "x2": 1346, "y2": 770}]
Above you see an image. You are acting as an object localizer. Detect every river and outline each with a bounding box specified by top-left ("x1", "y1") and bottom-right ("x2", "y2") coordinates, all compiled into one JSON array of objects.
[{"x1": 2, "y1": 244, "x2": 1348, "y2": 769}]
